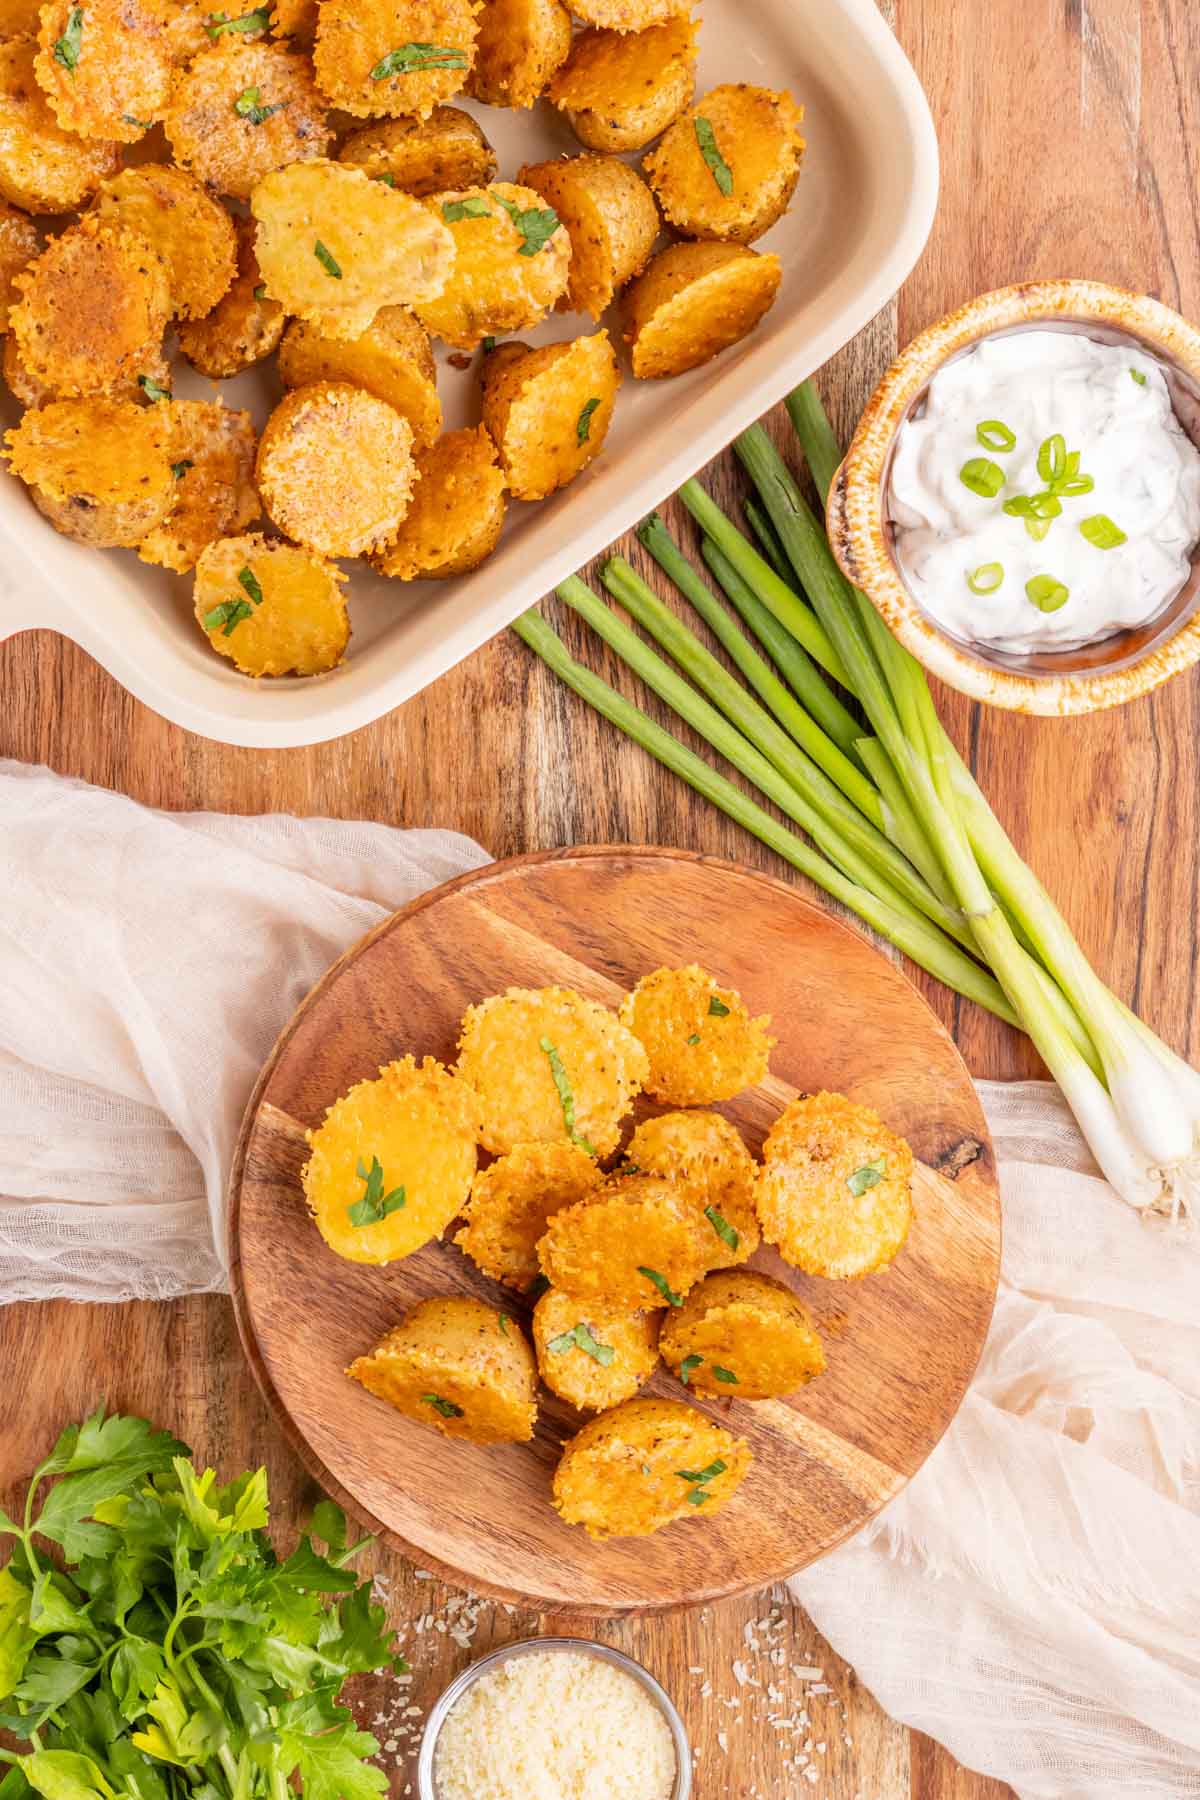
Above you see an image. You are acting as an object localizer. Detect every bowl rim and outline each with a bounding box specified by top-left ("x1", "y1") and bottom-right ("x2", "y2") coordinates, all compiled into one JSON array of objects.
[
  {"x1": 414, "y1": 1635, "x2": 693, "y2": 1800},
  {"x1": 827, "y1": 278, "x2": 1200, "y2": 715}
]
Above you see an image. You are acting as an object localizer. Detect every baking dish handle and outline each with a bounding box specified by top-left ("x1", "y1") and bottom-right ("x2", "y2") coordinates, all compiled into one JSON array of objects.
[{"x1": 0, "y1": 531, "x2": 66, "y2": 641}]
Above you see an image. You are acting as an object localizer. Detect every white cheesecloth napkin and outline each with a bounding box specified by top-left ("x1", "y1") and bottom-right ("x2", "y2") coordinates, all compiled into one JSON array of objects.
[{"x1": 2, "y1": 759, "x2": 1198, "y2": 1800}]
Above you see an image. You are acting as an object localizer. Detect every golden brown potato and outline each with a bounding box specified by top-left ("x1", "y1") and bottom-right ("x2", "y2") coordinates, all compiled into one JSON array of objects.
[
  {"x1": 570, "y1": 0, "x2": 688, "y2": 24},
  {"x1": 373, "y1": 425, "x2": 505, "y2": 579},
  {"x1": 466, "y1": 0, "x2": 570, "y2": 108},
  {"x1": 455, "y1": 984, "x2": 648, "y2": 1159},
  {"x1": 11, "y1": 219, "x2": 170, "y2": 401},
  {"x1": 269, "y1": 0, "x2": 317, "y2": 47},
  {"x1": 5, "y1": 397, "x2": 174, "y2": 546},
  {"x1": 193, "y1": 532, "x2": 349, "y2": 676},
  {"x1": 252, "y1": 160, "x2": 454, "y2": 339},
  {"x1": 619, "y1": 966, "x2": 773, "y2": 1105},
  {"x1": 165, "y1": 2, "x2": 217, "y2": 65},
  {"x1": 3, "y1": 330, "x2": 53, "y2": 406},
  {"x1": 348, "y1": 1295, "x2": 537, "y2": 1443},
  {"x1": 757, "y1": 1091, "x2": 915, "y2": 1280},
  {"x1": 553, "y1": 1396, "x2": 751, "y2": 1539},
  {"x1": 256, "y1": 379, "x2": 417, "y2": 558},
  {"x1": 36, "y1": 0, "x2": 177, "y2": 144},
  {"x1": 0, "y1": 200, "x2": 39, "y2": 332},
  {"x1": 176, "y1": 215, "x2": 285, "y2": 380},
  {"x1": 278, "y1": 306, "x2": 442, "y2": 447},
  {"x1": 534, "y1": 1287, "x2": 659, "y2": 1411},
  {"x1": 547, "y1": 16, "x2": 696, "y2": 152},
  {"x1": 480, "y1": 330, "x2": 620, "y2": 501},
  {"x1": 337, "y1": 106, "x2": 496, "y2": 195},
  {"x1": 0, "y1": 0, "x2": 38, "y2": 33},
  {"x1": 302, "y1": 1054, "x2": 479, "y2": 1262},
  {"x1": 92, "y1": 165, "x2": 238, "y2": 321},
  {"x1": 625, "y1": 1109, "x2": 760, "y2": 1270},
  {"x1": 164, "y1": 40, "x2": 332, "y2": 200},
  {"x1": 313, "y1": 0, "x2": 480, "y2": 120},
  {"x1": 623, "y1": 240, "x2": 781, "y2": 378},
  {"x1": 0, "y1": 38, "x2": 121, "y2": 215},
  {"x1": 517, "y1": 154, "x2": 657, "y2": 318},
  {"x1": 537, "y1": 1173, "x2": 711, "y2": 1311},
  {"x1": 454, "y1": 1140, "x2": 602, "y2": 1291},
  {"x1": 659, "y1": 1270, "x2": 825, "y2": 1399},
  {"x1": 643, "y1": 84, "x2": 805, "y2": 244},
  {"x1": 413, "y1": 180, "x2": 569, "y2": 350},
  {"x1": 138, "y1": 400, "x2": 258, "y2": 573}
]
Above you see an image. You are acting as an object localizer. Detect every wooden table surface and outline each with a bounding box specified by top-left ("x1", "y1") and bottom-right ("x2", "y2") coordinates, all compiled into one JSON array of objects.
[{"x1": 3, "y1": 1, "x2": 1197, "y2": 1795}]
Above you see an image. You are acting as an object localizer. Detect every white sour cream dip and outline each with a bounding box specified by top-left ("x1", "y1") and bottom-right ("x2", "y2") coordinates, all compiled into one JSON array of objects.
[{"x1": 887, "y1": 328, "x2": 1200, "y2": 651}]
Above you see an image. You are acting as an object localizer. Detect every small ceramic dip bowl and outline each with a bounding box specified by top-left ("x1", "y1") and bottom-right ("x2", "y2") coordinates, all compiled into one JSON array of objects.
[{"x1": 826, "y1": 279, "x2": 1200, "y2": 714}]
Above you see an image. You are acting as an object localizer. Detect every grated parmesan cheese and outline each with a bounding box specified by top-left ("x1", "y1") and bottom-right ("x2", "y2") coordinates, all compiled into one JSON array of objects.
[{"x1": 433, "y1": 1651, "x2": 676, "y2": 1800}]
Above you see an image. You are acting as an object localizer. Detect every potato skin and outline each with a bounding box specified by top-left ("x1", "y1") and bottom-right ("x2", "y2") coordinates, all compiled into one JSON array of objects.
[
  {"x1": 164, "y1": 40, "x2": 332, "y2": 200},
  {"x1": 644, "y1": 84, "x2": 806, "y2": 244},
  {"x1": 626, "y1": 1109, "x2": 760, "y2": 1269},
  {"x1": 374, "y1": 424, "x2": 505, "y2": 580},
  {"x1": 480, "y1": 329, "x2": 620, "y2": 502},
  {"x1": 756, "y1": 1091, "x2": 915, "y2": 1280},
  {"x1": 414, "y1": 180, "x2": 570, "y2": 351},
  {"x1": 659, "y1": 1269, "x2": 825, "y2": 1399},
  {"x1": 547, "y1": 16, "x2": 696, "y2": 151},
  {"x1": 193, "y1": 531, "x2": 349, "y2": 677},
  {"x1": 0, "y1": 200, "x2": 39, "y2": 332},
  {"x1": 348, "y1": 1295, "x2": 538, "y2": 1444},
  {"x1": 454, "y1": 1139, "x2": 602, "y2": 1291},
  {"x1": 553, "y1": 1396, "x2": 751, "y2": 1539},
  {"x1": 517, "y1": 153, "x2": 658, "y2": 318},
  {"x1": 466, "y1": 0, "x2": 571, "y2": 109},
  {"x1": 455, "y1": 984, "x2": 648, "y2": 1159},
  {"x1": 36, "y1": 0, "x2": 177, "y2": 144},
  {"x1": 6, "y1": 397, "x2": 174, "y2": 547},
  {"x1": 138, "y1": 400, "x2": 259, "y2": 574},
  {"x1": 534, "y1": 1287, "x2": 659, "y2": 1411},
  {"x1": 619, "y1": 964, "x2": 773, "y2": 1105},
  {"x1": 623, "y1": 240, "x2": 782, "y2": 379},
  {"x1": 256, "y1": 379, "x2": 417, "y2": 559},
  {"x1": 313, "y1": 0, "x2": 481, "y2": 121},
  {"x1": 537, "y1": 1174, "x2": 711, "y2": 1311},
  {"x1": 11, "y1": 219, "x2": 170, "y2": 401},
  {"x1": 337, "y1": 106, "x2": 496, "y2": 196},
  {"x1": 92, "y1": 165, "x2": 238, "y2": 321},
  {"x1": 0, "y1": 38, "x2": 121, "y2": 215},
  {"x1": 176, "y1": 215, "x2": 285, "y2": 379},
  {"x1": 278, "y1": 306, "x2": 442, "y2": 447}
]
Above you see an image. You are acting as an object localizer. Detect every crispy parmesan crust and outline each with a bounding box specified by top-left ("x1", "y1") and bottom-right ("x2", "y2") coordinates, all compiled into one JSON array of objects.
[
  {"x1": 36, "y1": 0, "x2": 177, "y2": 143},
  {"x1": 137, "y1": 399, "x2": 258, "y2": 573},
  {"x1": 5, "y1": 396, "x2": 174, "y2": 546},
  {"x1": 373, "y1": 424, "x2": 505, "y2": 579},
  {"x1": 537, "y1": 1174, "x2": 712, "y2": 1311},
  {"x1": 193, "y1": 531, "x2": 348, "y2": 676},
  {"x1": 622, "y1": 240, "x2": 782, "y2": 379},
  {"x1": 11, "y1": 218, "x2": 171, "y2": 399},
  {"x1": 454, "y1": 1139, "x2": 601, "y2": 1291},
  {"x1": 466, "y1": 0, "x2": 571, "y2": 109},
  {"x1": 553, "y1": 1396, "x2": 751, "y2": 1539},
  {"x1": 547, "y1": 16, "x2": 696, "y2": 150},
  {"x1": 93, "y1": 165, "x2": 238, "y2": 320},
  {"x1": 337, "y1": 106, "x2": 497, "y2": 196},
  {"x1": 256, "y1": 379, "x2": 417, "y2": 558},
  {"x1": 413, "y1": 180, "x2": 570, "y2": 350},
  {"x1": 347, "y1": 1296, "x2": 538, "y2": 1444},
  {"x1": 278, "y1": 305, "x2": 442, "y2": 447},
  {"x1": 164, "y1": 40, "x2": 332, "y2": 200},
  {"x1": 626, "y1": 1109, "x2": 760, "y2": 1269},
  {"x1": 643, "y1": 84, "x2": 806, "y2": 244},
  {"x1": 313, "y1": 0, "x2": 481, "y2": 121},
  {"x1": 517, "y1": 153, "x2": 657, "y2": 317},
  {"x1": 3, "y1": 329, "x2": 53, "y2": 405},
  {"x1": 176, "y1": 214, "x2": 285, "y2": 379},
  {"x1": 619, "y1": 963, "x2": 773, "y2": 1104},
  {"x1": 0, "y1": 199, "x2": 39, "y2": 331},
  {"x1": 269, "y1": 0, "x2": 318, "y2": 48},
  {"x1": 660, "y1": 1269, "x2": 825, "y2": 1398},
  {"x1": 480, "y1": 329, "x2": 620, "y2": 501},
  {"x1": 533, "y1": 1287, "x2": 659, "y2": 1411},
  {"x1": 570, "y1": 0, "x2": 689, "y2": 28},
  {"x1": 0, "y1": 38, "x2": 121, "y2": 215}
]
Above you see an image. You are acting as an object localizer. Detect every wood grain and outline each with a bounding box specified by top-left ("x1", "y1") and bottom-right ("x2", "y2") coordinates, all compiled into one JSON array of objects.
[{"x1": 230, "y1": 849, "x2": 1000, "y2": 1613}]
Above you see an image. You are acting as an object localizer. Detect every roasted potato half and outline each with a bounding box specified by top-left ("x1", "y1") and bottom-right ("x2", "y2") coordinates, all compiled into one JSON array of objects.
[
  {"x1": 138, "y1": 400, "x2": 259, "y2": 574},
  {"x1": 454, "y1": 1139, "x2": 602, "y2": 1292},
  {"x1": 278, "y1": 306, "x2": 442, "y2": 447},
  {"x1": 659, "y1": 1270, "x2": 825, "y2": 1399},
  {"x1": 193, "y1": 532, "x2": 349, "y2": 677},
  {"x1": 619, "y1": 964, "x2": 773, "y2": 1105},
  {"x1": 537, "y1": 1173, "x2": 711, "y2": 1311},
  {"x1": 757, "y1": 1091, "x2": 915, "y2": 1280},
  {"x1": 3, "y1": 331, "x2": 53, "y2": 407},
  {"x1": 623, "y1": 240, "x2": 782, "y2": 379},
  {"x1": 92, "y1": 165, "x2": 238, "y2": 321},
  {"x1": 36, "y1": 0, "x2": 177, "y2": 144},
  {"x1": 313, "y1": 0, "x2": 481, "y2": 120},
  {"x1": 517, "y1": 154, "x2": 658, "y2": 318},
  {"x1": 0, "y1": 38, "x2": 121, "y2": 215},
  {"x1": 553, "y1": 1396, "x2": 751, "y2": 1539},
  {"x1": 374, "y1": 425, "x2": 505, "y2": 580},
  {"x1": 348, "y1": 1295, "x2": 538, "y2": 1444},
  {"x1": 534, "y1": 1287, "x2": 659, "y2": 1411},
  {"x1": 269, "y1": 0, "x2": 317, "y2": 47},
  {"x1": 5, "y1": 397, "x2": 174, "y2": 547},
  {"x1": 571, "y1": 0, "x2": 690, "y2": 27},
  {"x1": 625, "y1": 1109, "x2": 760, "y2": 1270},
  {"x1": 414, "y1": 180, "x2": 570, "y2": 350},
  {"x1": 0, "y1": 0, "x2": 39, "y2": 33},
  {"x1": 480, "y1": 330, "x2": 620, "y2": 501},
  {"x1": 176, "y1": 215, "x2": 285, "y2": 380},
  {"x1": 337, "y1": 106, "x2": 497, "y2": 196},
  {"x1": 0, "y1": 201, "x2": 39, "y2": 333},
  {"x1": 256, "y1": 380, "x2": 417, "y2": 559},
  {"x1": 11, "y1": 219, "x2": 170, "y2": 401},
  {"x1": 467, "y1": 0, "x2": 571, "y2": 108},
  {"x1": 547, "y1": 16, "x2": 696, "y2": 151},
  {"x1": 644, "y1": 84, "x2": 805, "y2": 244},
  {"x1": 164, "y1": 40, "x2": 332, "y2": 200}
]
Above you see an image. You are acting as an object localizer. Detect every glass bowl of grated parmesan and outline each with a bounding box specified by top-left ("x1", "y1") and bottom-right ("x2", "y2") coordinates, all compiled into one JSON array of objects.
[{"x1": 417, "y1": 1636, "x2": 692, "y2": 1800}]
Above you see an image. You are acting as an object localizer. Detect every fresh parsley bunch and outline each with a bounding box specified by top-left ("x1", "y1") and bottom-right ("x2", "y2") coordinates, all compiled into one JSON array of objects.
[{"x1": 0, "y1": 1409, "x2": 406, "y2": 1800}]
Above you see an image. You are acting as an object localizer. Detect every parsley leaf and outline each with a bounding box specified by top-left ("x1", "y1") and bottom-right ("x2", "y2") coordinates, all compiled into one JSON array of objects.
[
  {"x1": 494, "y1": 194, "x2": 561, "y2": 256},
  {"x1": 347, "y1": 1155, "x2": 406, "y2": 1227},
  {"x1": 539, "y1": 1036, "x2": 596, "y2": 1154},
  {"x1": 52, "y1": 7, "x2": 84, "y2": 71},
  {"x1": 708, "y1": 995, "x2": 731, "y2": 1016},
  {"x1": 441, "y1": 196, "x2": 490, "y2": 222},
  {"x1": 847, "y1": 1156, "x2": 886, "y2": 1196},
  {"x1": 203, "y1": 599, "x2": 253, "y2": 637},
  {"x1": 638, "y1": 1265, "x2": 683, "y2": 1307},
  {"x1": 703, "y1": 1204, "x2": 739, "y2": 1250},
  {"x1": 370, "y1": 41, "x2": 466, "y2": 79},
  {"x1": 694, "y1": 116, "x2": 733, "y2": 195},
  {"x1": 205, "y1": 5, "x2": 270, "y2": 35},
  {"x1": 137, "y1": 375, "x2": 170, "y2": 402},
  {"x1": 421, "y1": 1394, "x2": 464, "y2": 1419},
  {"x1": 237, "y1": 565, "x2": 263, "y2": 606},
  {"x1": 678, "y1": 1353, "x2": 703, "y2": 1385},
  {"x1": 547, "y1": 1323, "x2": 615, "y2": 1366},
  {"x1": 712, "y1": 1365, "x2": 739, "y2": 1384},
  {"x1": 171, "y1": 460, "x2": 193, "y2": 480},
  {"x1": 576, "y1": 396, "x2": 600, "y2": 444},
  {"x1": 314, "y1": 239, "x2": 341, "y2": 279},
  {"x1": 233, "y1": 84, "x2": 286, "y2": 124}
]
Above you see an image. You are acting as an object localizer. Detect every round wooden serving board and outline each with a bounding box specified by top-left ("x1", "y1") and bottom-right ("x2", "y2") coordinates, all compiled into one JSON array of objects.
[{"x1": 230, "y1": 848, "x2": 1001, "y2": 1616}]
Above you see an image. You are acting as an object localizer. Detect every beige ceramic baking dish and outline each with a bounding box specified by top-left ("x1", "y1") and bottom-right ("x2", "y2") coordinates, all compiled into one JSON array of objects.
[
  {"x1": 827, "y1": 279, "x2": 1200, "y2": 714},
  {"x1": 0, "y1": 0, "x2": 938, "y2": 747}
]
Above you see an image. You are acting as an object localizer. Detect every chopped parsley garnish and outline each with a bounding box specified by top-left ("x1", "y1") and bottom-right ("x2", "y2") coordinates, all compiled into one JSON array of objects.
[
  {"x1": 687, "y1": 1488, "x2": 711, "y2": 1506},
  {"x1": 686, "y1": 1032, "x2": 700, "y2": 1045},
  {"x1": 708, "y1": 995, "x2": 731, "y2": 1016},
  {"x1": 678, "y1": 1353, "x2": 703, "y2": 1384},
  {"x1": 442, "y1": 195, "x2": 490, "y2": 222},
  {"x1": 847, "y1": 1156, "x2": 886, "y2": 1197},
  {"x1": 370, "y1": 41, "x2": 467, "y2": 79},
  {"x1": 422, "y1": 1394, "x2": 464, "y2": 1419},
  {"x1": 638, "y1": 1265, "x2": 682, "y2": 1307},
  {"x1": 375, "y1": 171, "x2": 396, "y2": 187},
  {"x1": 314, "y1": 239, "x2": 342, "y2": 279},
  {"x1": 122, "y1": 114, "x2": 152, "y2": 130},
  {"x1": 205, "y1": 5, "x2": 270, "y2": 35},
  {"x1": 547, "y1": 1322, "x2": 615, "y2": 1366},
  {"x1": 238, "y1": 564, "x2": 264, "y2": 606},
  {"x1": 138, "y1": 374, "x2": 170, "y2": 402},
  {"x1": 576, "y1": 396, "x2": 601, "y2": 444},
  {"x1": 494, "y1": 193, "x2": 561, "y2": 256},
  {"x1": 203, "y1": 599, "x2": 253, "y2": 636},
  {"x1": 539, "y1": 1035, "x2": 595, "y2": 1154},
  {"x1": 693, "y1": 116, "x2": 733, "y2": 196},
  {"x1": 53, "y1": 6, "x2": 84, "y2": 71},
  {"x1": 641, "y1": 1463, "x2": 651, "y2": 1476},
  {"x1": 1131, "y1": 367, "x2": 1148, "y2": 386},
  {"x1": 498, "y1": 1312, "x2": 510, "y2": 1335},
  {"x1": 253, "y1": 282, "x2": 268, "y2": 299},
  {"x1": 528, "y1": 1273, "x2": 550, "y2": 1301},
  {"x1": 347, "y1": 1155, "x2": 406, "y2": 1226},
  {"x1": 481, "y1": 334, "x2": 497, "y2": 352},
  {"x1": 1079, "y1": 513, "x2": 1127, "y2": 550},
  {"x1": 704, "y1": 1205, "x2": 739, "y2": 1250},
  {"x1": 677, "y1": 1456, "x2": 726, "y2": 1507},
  {"x1": 234, "y1": 84, "x2": 286, "y2": 124},
  {"x1": 171, "y1": 459, "x2": 194, "y2": 480},
  {"x1": 712, "y1": 1365, "x2": 739, "y2": 1384}
]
